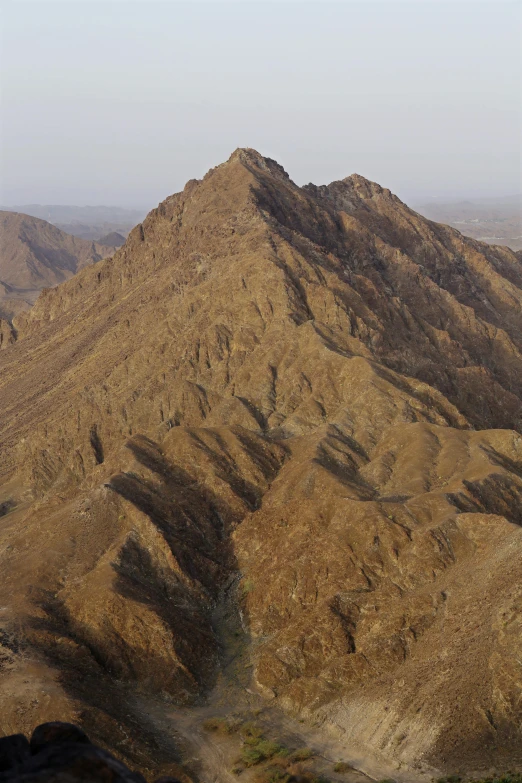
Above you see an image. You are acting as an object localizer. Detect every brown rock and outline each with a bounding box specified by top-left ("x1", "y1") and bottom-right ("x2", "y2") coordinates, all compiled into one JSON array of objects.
[{"x1": 0, "y1": 149, "x2": 521, "y2": 775}]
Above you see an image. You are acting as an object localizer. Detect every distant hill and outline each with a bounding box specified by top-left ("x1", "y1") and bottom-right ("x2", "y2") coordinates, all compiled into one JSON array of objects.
[
  {"x1": 0, "y1": 211, "x2": 113, "y2": 320},
  {"x1": 97, "y1": 231, "x2": 126, "y2": 247},
  {"x1": 0, "y1": 204, "x2": 147, "y2": 243},
  {"x1": 52, "y1": 222, "x2": 136, "y2": 241},
  {"x1": 2, "y1": 204, "x2": 146, "y2": 225},
  {"x1": 414, "y1": 194, "x2": 522, "y2": 250}
]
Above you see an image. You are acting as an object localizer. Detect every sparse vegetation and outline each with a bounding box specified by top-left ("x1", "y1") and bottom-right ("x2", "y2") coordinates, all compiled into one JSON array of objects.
[
  {"x1": 254, "y1": 765, "x2": 291, "y2": 783},
  {"x1": 289, "y1": 748, "x2": 313, "y2": 762},
  {"x1": 202, "y1": 716, "x2": 240, "y2": 734},
  {"x1": 239, "y1": 737, "x2": 287, "y2": 767},
  {"x1": 240, "y1": 721, "x2": 264, "y2": 740},
  {"x1": 227, "y1": 721, "x2": 324, "y2": 783},
  {"x1": 333, "y1": 762, "x2": 352, "y2": 774}
]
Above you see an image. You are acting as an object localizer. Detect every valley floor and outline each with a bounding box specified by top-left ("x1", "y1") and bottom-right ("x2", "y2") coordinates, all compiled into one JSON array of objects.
[{"x1": 133, "y1": 588, "x2": 436, "y2": 783}]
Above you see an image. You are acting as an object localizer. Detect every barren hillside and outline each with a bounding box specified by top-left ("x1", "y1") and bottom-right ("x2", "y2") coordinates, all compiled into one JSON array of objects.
[{"x1": 1, "y1": 150, "x2": 522, "y2": 779}]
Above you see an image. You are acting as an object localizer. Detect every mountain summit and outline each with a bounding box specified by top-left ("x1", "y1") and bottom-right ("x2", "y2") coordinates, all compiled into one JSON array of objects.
[{"x1": 1, "y1": 150, "x2": 522, "y2": 777}]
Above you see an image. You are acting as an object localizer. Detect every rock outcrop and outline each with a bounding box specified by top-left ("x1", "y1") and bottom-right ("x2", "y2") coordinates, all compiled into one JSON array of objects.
[
  {"x1": 0, "y1": 722, "x2": 179, "y2": 782},
  {"x1": 0, "y1": 149, "x2": 522, "y2": 776}
]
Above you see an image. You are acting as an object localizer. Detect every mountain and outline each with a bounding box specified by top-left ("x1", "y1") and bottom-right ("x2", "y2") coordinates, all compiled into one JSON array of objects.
[
  {"x1": 0, "y1": 204, "x2": 147, "y2": 242},
  {"x1": 98, "y1": 231, "x2": 126, "y2": 247},
  {"x1": 0, "y1": 211, "x2": 113, "y2": 321},
  {"x1": 2, "y1": 204, "x2": 146, "y2": 226},
  {"x1": 1, "y1": 150, "x2": 522, "y2": 779},
  {"x1": 52, "y1": 222, "x2": 136, "y2": 241}
]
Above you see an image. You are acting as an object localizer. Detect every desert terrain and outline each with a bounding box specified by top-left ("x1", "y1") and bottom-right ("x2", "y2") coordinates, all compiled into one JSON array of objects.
[{"x1": 1, "y1": 150, "x2": 522, "y2": 781}]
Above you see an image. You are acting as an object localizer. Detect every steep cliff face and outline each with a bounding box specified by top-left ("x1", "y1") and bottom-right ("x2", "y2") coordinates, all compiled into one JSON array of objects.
[{"x1": 1, "y1": 150, "x2": 522, "y2": 776}]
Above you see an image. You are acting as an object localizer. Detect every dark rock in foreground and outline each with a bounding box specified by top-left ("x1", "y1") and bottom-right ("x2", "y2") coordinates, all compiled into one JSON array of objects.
[{"x1": 0, "y1": 722, "x2": 180, "y2": 782}]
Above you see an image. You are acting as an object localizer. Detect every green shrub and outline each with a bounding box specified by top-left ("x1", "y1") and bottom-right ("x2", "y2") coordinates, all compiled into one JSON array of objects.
[
  {"x1": 240, "y1": 739, "x2": 287, "y2": 766},
  {"x1": 257, "y1": 740, "x2": 287, "y2": 759},
  {"x1": 241, "y1": 746, "x2": 266, "y2": 767},
  {"x1": 334, "y1": 762, "x2": 352, "y2": 774},
  {"x1": 262, "y1": 768, "x2": 291, "y2": 783},
  {"x1": 240, "y1": 722, "x2": 264, "y2": 740}
]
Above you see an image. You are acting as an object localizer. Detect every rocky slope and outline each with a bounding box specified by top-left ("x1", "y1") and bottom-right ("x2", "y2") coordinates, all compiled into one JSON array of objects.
[
  {"x1": 0, "y1": 150, "x2": 522, "y2": 778},
  {"x1": 0, "y1": 211, "x2": 112, "y2": 321}
]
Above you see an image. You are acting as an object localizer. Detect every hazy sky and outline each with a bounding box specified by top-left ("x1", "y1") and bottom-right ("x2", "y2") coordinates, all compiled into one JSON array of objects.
[{"x1": 0, "y1": 0, "x2": 520, "y2": 208}]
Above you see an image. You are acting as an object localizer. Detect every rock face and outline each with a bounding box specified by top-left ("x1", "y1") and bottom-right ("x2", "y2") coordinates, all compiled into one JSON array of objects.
[
  {"x1": 0, "y1": 211, "x2": 113, "y2": 320},
  {"x1": 1, "y1": 149, "x2": 522, "y2": 775}
]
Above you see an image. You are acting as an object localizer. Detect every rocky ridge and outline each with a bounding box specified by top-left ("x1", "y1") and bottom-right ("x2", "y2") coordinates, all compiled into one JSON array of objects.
[{"x1": 0, "y1": 149, "x2": 522, "y2": 777}]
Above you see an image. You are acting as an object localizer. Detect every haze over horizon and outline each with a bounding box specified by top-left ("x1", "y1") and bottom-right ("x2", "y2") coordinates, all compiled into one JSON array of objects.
[{"x1": 1, "y1": 0, "x2": 520, "y2": 209}]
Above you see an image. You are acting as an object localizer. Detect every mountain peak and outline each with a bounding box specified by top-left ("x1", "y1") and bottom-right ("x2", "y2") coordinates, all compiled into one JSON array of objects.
[
  {"x1": 342, "y1": 171, "x2": 385, "y2": 191},
  {"x1": 225, "y1": 147, "x2": 291, "y2": 181},
  {"x1": 341, "y1": 171, "x2": 400, "y2": 202}
]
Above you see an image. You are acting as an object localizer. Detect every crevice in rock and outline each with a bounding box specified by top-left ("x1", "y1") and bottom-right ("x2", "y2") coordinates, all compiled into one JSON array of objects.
[{"x1": 89, "y1": 426, "x2": 104, "y2": 465}]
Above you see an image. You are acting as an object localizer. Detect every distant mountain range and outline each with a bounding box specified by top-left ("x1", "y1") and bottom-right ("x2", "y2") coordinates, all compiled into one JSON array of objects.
[
  {"x1": 0, "y1": 204, "x2": 147, "y2": 242},
  {"x1": 1, "y1": 203, "x2": 147, "y2": 224}
]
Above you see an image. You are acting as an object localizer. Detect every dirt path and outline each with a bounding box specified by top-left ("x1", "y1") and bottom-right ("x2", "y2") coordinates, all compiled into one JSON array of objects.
[{"x1": 160, "y1": 707, "x2": 238, "y2": 783}]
